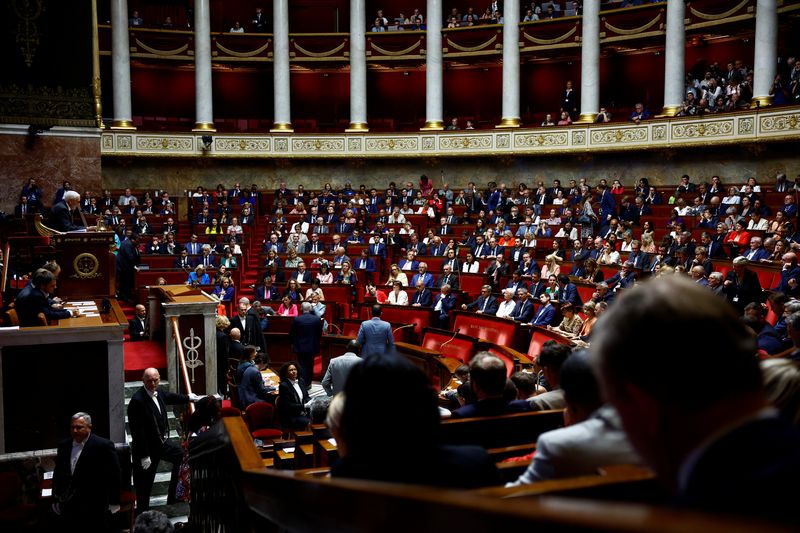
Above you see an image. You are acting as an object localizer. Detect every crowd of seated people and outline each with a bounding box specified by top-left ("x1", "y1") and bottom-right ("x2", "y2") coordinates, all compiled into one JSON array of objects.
[{"x1": 9, "y1": 165, "x2": 800, "y2": 528}]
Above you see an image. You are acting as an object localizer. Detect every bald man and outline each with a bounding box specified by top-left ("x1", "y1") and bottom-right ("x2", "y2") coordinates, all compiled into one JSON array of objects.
[
  {"x1": 127, "y1": 368, "x2": 201, "y2": 512},
  {"x1": 128, "y1": 304, "x2": 148, "y2": 341}
]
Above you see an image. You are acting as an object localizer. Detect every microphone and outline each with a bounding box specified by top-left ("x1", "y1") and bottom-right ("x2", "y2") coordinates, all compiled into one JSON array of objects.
[
  {"x1": 438, "y1": 328, "x2": 461, "y2": 352},
  {"x1": 327, "y1": 323, "x2": 342, "y2": 335},
  {"x1": 392, "y1": 323, "x2": 416, "y2": 335}
]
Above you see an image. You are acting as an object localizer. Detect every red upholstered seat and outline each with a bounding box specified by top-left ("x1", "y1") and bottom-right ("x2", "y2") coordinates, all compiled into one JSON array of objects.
[
  {"x1": 245, "y1": 402, "x2": 282, "y2": 440},
  {"x1": 221, "y1": 406, "x2": 242, "y2": 417}
]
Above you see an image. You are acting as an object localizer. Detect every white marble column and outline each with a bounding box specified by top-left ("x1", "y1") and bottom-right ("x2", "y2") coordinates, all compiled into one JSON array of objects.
[
  {"x1": 422, "y1": 0, "x2": 443, "y2": 130},
  {"x1": 110, "y1": 0, "x2": 134, "y2": 129},
  {"x1": 498, "y1": 0, "x2": 521, "y2": 127},
  {"x1": 661, "y1": 0, "x2": 686, "y2": 116},
  {"x1": 193, "y1": 0, "x2": 215, "y2": 131},
  {"x1": 348, "y1": 0, "x2": 369, "y2": 131},
  {"x1": 272, "y1": 0, "x2": 293, "y2": 131},
  {"x1": 577, "y1": 0, "x2": 600, "y2": 123},
  {"x1": 752, "y1": 0, "x2": 778, "y2": 106}
]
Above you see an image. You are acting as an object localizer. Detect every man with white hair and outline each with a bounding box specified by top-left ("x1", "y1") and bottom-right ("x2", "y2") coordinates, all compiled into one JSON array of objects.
[
  {"x1": 53, "y1": 412, "x2": 120, "y2": 529},
  {"x1": 50, "y1": 190, "x2": 95, "y2": 232}
]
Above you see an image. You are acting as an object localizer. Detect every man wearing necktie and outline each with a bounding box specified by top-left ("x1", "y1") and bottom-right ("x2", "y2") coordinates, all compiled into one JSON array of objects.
[
  {"x1": 52, "y1": 412, "x2": 121, "y2": 530},
  {"x1": 128, "y1": 368, "x2": 200, "y2": 512},
  {"x1": 511, "y1": 289, "x2": 537, "y2": 323}
]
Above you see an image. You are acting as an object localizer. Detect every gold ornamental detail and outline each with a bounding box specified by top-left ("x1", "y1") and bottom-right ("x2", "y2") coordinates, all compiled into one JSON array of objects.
[{"x1": 72, "y1": 253, "x2": 101, "y2": 279}]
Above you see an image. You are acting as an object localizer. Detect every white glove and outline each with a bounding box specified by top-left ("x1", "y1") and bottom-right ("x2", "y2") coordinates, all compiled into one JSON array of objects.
[
  {"x1": 188, "y1": 393, "x2": 204, "y2": 402},
  {"x1": 141, "y1": 457, "x2": 152, "y2": 470},
  {"x1": 52, "y1": 502, "x2": 61, "y2": 515},
  {"x1": 108, "y1": 504, "x2": 120, "y2": 514}
]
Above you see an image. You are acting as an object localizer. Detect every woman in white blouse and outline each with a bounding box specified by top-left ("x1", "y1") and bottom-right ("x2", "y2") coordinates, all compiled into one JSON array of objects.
[
  {"x1": 461, "y1": 252, "x2": 480, "y2": 273},
  {"x1": 598, "y1": 242, "x2": 621, "y2": 265},
  {"x1": 387, "y1": 281, "x2": 409, "y2": 305},
  {"x1": 495, "y1": 288, "x2": 517, "y2": 318}
]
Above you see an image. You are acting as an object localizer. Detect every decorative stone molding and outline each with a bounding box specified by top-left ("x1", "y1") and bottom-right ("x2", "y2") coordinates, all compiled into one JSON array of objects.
[{"x1": 100, "y1": 107, "x2": 800, "y2": 159}]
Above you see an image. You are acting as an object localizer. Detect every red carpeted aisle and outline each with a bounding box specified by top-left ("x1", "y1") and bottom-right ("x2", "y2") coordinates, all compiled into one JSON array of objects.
[{"x1": 119, "y1": 301, "x2": 167, "y2": 381}]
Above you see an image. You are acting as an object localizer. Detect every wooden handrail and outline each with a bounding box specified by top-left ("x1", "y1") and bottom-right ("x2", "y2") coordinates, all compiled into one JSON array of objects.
[
  {"x1": 170, "y1": 315, "x2": 195, "y2": 415},
  {"x1": 1, "y1": 241, "x2": 10, "y2": 294}
]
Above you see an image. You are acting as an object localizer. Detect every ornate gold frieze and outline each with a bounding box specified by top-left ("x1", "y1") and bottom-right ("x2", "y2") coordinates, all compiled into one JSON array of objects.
[
  {"x1": 515, "y1": 132, "x2": 569, "y2": 148},
  {"x1": 0, "y1": 84, "x2": 94, "y2": 126},
  {"x1": 136, "y1": 136, "x2": 193, "y2": 151},
  {"x1": 366, "y1": 138, "x2": 419, "y2": 151},
  {"x1": 671, "y1": 120, "x2": 734, "y2": 139},
  {"x1": 439, "y1": 135, "x2": 492, "y2": 150},
  {"x1": 760, "y1": 113, "x2": 800, "y2": 133},
  {"x1": 292, "y1": 138, "x2": 345, "y2": 152},
  {"x1": 590, "y1": 127, "x2": 648, "y2": 144},
  {"x1": 99, "y1": 108, "x2": 800, "y2": 159},
  {"x1": 215, "y1": 138, "x2": 270, "y2": 152}
]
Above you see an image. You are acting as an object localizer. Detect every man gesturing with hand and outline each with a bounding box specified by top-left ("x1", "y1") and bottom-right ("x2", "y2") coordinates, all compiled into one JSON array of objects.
[{"x1": 128, "y1": 368, "x2": 202, "y2": 511}]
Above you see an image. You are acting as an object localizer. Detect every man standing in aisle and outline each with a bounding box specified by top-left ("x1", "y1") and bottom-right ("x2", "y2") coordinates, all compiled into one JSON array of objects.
[{"x1": 128, "y1": 368, "x2": 202, "y2": 512}]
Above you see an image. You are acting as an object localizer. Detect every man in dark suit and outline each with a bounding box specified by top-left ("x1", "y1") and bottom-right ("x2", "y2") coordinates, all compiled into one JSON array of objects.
[
  {"x1": 557, "y1": 274, "x2": 583, "y2": 307},
  {"x1": 116, "y1": 233, "x2": 140, "y2": 301},
  {"x1": 228, "y1": 328, "x2": 246, "y2": 360},
  {"x1": 530, "y1": 293, "x2": 556, "y2": 326},
  {"x1": 50, "y1": 190, "x2": 90, "y2": 232},
  {"x1": 561, "y1": 80, "x2": 578, "y2": 119},
  {"x1": 605, "y1": 262, "x2": 637, "y2": 292},
  {"x1": 722, "y1": 256, "x2": 762, "y2": 314},
  {"x1": 128, "y1": 368, "x2": 197, "y2": 512},
  {"x1": 14, "y1": 195, "x2": 36, "y2": 217},
  {"x1": 52, "y1": 412, "x2": 120, "y2": 530},
  {"x1": 290, "y1": 302, "x2": 323, "y2": 387},
  {"x1": 510, "y1": 289, "x2": 536, "y2": 323},
  {"x1": 436, "y1": 264, "x2": 459, "y2": 290},
  {"x1": 462, "y1": 285, "x2": 499, "y2": 315},
  {"x1": 432, "y1": 284, "x2": 457, "y2": 329},
  {"x1": 14, "y1": 269, "x2": 76, "y2": 326},
  {"x1": 590, "y1": 276, "x2": 800, "y2": 523},
  {"x1": 128, "y1": 304, "x2": 149, "y2": 341},
  {"x1": 230, "y1": 299, "x2": 267, "y2": 354},
  {"x1": 452, "y1": 352, "x2": 524, "y2": 419},
  {"x1": 410, "y1": 279, "x2": 433, "y2": 307},
  {"x1": 255, "y1": 275, "x2": 280, "y2": 301}
]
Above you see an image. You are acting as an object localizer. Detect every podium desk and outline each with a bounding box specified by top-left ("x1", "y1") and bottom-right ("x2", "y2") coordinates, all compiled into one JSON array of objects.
[
  {"x1": 0, "y1": 299, "x2": 128, "y2": 453},
  {"x1": 451, "y1": 310, "x2": 527, "y2": 352}
]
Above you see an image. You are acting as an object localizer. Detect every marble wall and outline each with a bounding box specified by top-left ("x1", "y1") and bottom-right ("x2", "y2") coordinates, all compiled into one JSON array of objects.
[
  {"x1": 0, "y1": 129, "x2": 101, "y2": 212},
  {"x1": 101, "y1": 142, "x2": 800, "y2": 194}
]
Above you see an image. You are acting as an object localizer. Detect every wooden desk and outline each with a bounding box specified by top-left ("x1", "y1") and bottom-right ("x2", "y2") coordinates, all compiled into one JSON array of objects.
[
  {"x1": 0, "y1": 299, "x2": 127, "y2": 452},
  {"x1": 451, "y1": 310, "x2": 526, "y2": 352}
]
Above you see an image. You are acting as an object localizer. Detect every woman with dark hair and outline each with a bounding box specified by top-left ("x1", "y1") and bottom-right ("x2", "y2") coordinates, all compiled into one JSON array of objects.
[
  {"x1": 277, "y1": 362, "x2": 310, "y2": 430},
  {"x1": 284, "y1": 279, "x2": 302, "y2": 302},
  {"x1": 331, "y1": 354, "x2": 499, "y2": 488},
  {"x1": 316, "y1": 262, "x2": 334, "y2": 284}
]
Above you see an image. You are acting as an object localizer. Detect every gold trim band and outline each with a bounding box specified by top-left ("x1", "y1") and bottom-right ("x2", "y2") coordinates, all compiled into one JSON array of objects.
[
  {"x1": 193, "y1": 122, "x2": 216, "y2": 132},
  {"x1": 346, "y1": 122, "x2": 369, "y2": 132},
  {"x1": 421, "y1": 121, "x2": 444, "y2": 131},
  {"x1": 271, "y1": 122, "x2": 294, "y2": 132},
  {"x1": 523, "y1": 26, "x2": 577, "y2": 45},
  {"x1": 689, "y1": 0, "x2": 749, "y2": 21},
  {"x1": 577, "y1": 113, "x2": 598, "y2": 124},
  {"x1": 751, "y1": 96, "x2": 774, "y2": 107},
  {"x1": 111, "y1": 120, "x2": 136, "y2": 130},
  {"x1": 293, "y1": 42, "x2": 346, "y2": 58},
  {"x1": 215, "y1": 41, "x2": 270, "y2": 58},
  {"x1": 658, "y1": 105, "x2": 682, "y2": 117},
  {"x1": 604, "y1": 14, "x2": 662, "y2": 36},
  {"x1": 371, "y1": 41, "x2": 422, "y2": 57},
  {"x1": 496, "y1": 118, "x2": 521, "y2": 128},
  {"x1": 446, "y1": 35, "x2": 497, "y2": 53},
  {"x1": 134, "y1": 39, "x2": 189, "y2": 56}
]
